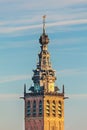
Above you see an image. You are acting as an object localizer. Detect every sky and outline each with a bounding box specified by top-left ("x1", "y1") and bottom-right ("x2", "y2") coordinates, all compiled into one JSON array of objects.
[{"x1": 0, "y1": 0, "x2": 87, "y2": 130}]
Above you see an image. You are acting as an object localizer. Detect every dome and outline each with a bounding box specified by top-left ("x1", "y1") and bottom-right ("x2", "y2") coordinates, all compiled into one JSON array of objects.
[{"x1": 39, "y1": 34, "x2": 49, "y2": 45}]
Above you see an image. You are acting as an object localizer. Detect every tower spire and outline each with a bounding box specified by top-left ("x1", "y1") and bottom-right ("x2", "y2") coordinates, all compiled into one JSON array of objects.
[
  {"x1": 43, "y1": 15, "x2": 46, "y2": 34},
  {"x1": 32, "y1": 16, "x2": 56, "y2": 93}
]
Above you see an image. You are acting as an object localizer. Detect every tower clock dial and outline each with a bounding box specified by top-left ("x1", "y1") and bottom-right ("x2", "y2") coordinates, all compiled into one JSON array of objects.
[{"x1": 48, "y1": 82, "x2": 54, "y2": 92}]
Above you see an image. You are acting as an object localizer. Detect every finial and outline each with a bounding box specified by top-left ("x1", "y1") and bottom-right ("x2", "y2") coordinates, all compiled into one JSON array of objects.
[{"x1": 43, "y1": 15, "x2": 46, "y2": 34}]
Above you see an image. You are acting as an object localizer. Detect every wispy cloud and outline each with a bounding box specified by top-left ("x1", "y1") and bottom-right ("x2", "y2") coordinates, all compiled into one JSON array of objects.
[
  {"x1": 0, "y1": 94, "x2": 23, "y2": 101},
  {"x1": 0, "y1": 93, "x2": 87, "y2": 101},
  {"x1": 0, "y1": 42, "x2": 32, "y2": 49},
  {"x1": 0, "y1": 0, "x2": 18, "y2": 2},
  {"x1": 20, "y1": 0, "x2": 87, "y2": 10},
  {"x1": 57, "y1": 68, "x2": 87, "y2": 77},
  {"x1": 0, "y1": 16, "x2": 40, "y2": 26},
  {"x1": 51, "y1": 37, "x2": 87, "y2": 46},
  {"x1": 0, "y1": 19, "x2": 87, "y2": 34},
  {"x1": 67, "y1": 94, "x2": 87, "y2": 99},
  {"x1": 47, "y1": 19, "x2": 87, "y2": 27},
  {"x1": 0, "y1": 75, "x2": 31, "y2": 84},
  {"x1": 0, "y1": 24, "x2": 41, "y2": 34}
]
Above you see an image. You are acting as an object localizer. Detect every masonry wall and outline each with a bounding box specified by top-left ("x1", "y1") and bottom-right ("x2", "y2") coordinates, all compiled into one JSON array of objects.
[
  {"x1": 25, "y1": 95, "x2": 44, "y2": 130},
  {"x1": 25, "y1": 94, "x2": 64, "y2": 130},
  {"x1": 44, "y1": 94, "x2": 64, "y2": 130}
]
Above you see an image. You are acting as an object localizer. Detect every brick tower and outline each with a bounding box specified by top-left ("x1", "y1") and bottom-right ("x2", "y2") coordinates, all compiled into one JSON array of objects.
[{"x1": 24, "y1": 16, "x2": 65, "y2": 130}]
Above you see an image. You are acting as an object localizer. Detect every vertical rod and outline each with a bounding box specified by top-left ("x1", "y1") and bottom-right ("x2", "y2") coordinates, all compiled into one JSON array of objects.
[{"x1": 43, "y1": 15, "x2": 46, "y2": 34}]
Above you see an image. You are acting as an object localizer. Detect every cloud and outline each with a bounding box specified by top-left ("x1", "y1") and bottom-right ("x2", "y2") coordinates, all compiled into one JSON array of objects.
[
  {"x1": 0, "y1": 16, "x2": 41, "y2": 26},
  {"x1": 0, "y1": 93, "x2": 87, "y2": 101},
  {"x1": 50, "y1": 36, "x2": 87, "y2": 46},
  {"x1": 0, "y1": 0, "x2": 86, "y2": 6},
  {"x1": 0, "y1": 24, "x2": 42, "y2": 34},
  {"x1": 20, "y1": 0, "x2": 87, "y2": 10},
  {"x1": 57, "y1": 68, "x2": 87, "y2": 77},
  {"x1": 0, "y1": 94, "x2": 23, "y2": 101},
  {"x1": 0, "y1": 0, "x2": 18, "y2": 2},
  {"x1": 0, "y1": 75, "x2": 31, "y2": 84},
  {"x1": 0, "y1": 42, "x2": 32, "y2": 50},
  {"x1": 0, "y1": 19, "x2": 87, "y2": 34},
  {"x1": 67, "y1": 94, "x2": 87, "y2": 99},
  {"x1": 47, "y1": 19, "x2": 87, "y2": 27},
  {"x1": 47, "y1": 11, "x2": 87, "y2": 24},
  {"x1": 0, "y1": 21, "x2": 6, "y2": 26}
]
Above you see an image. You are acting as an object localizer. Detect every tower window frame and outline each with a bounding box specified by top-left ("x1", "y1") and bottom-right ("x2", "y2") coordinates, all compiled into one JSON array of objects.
[
  {"x1": 27, "y1": 101, "x2": 31, "y2": 117},
  {"x1": 58, "y1": 100, "x2": 62, "y2": 118},
  {"x1": 39, "y1": 100, "x2": 43, "y2": 116},
  {"x1": 52, "y1": 100, "x2": 56, "y2": 117},
  {"x1": 33, "y1": 100, "x2": 36, "y2": 116},
  {"x1": 46, "y1": 100, "x2": 50, "y2": 116}
]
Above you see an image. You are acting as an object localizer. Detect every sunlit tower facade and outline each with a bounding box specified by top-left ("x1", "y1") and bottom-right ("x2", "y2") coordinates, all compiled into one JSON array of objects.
[{"x1": 24, "y1": 16, "x2": 65, "y2": 130}]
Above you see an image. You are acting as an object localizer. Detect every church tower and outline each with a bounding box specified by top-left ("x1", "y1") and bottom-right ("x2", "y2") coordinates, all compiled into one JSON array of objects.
[{"x1": 24, "y1": 16, "x2": 65, "y2": 130}]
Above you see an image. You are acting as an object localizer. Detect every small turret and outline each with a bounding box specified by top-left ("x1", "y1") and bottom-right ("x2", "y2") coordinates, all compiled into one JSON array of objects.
[
  {"x1": 24, "y1": 84, "x2": 26, "y2": 96},
  {"x1": 62, "y1": 84, "x2": 65, "y2": 94}
]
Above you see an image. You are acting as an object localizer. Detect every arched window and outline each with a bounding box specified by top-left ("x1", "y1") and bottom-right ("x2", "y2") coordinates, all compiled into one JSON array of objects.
[
  {"x1": 33, "y1": 100, "x2": 36, "y2": 116},
  {"x1": 39, "y1": 100, "x2": 43, "y2": 116},
  {"x1": 52, "y1": 100, "x2": 56, "y2": 117},
  {"x1": 46, "y1": 100, "x2": 50, "y2": 116},
  {"x1": 58, "y1": 101, "x2": 62, "y2": 118},
  {"x1": 27, "y1": 101, "x2": 31, "y2": 117}
]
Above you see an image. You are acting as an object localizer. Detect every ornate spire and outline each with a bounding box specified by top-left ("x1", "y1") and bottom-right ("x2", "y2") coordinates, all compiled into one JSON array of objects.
[{"x1": 31, "y1": 16, "x2": 56, "y2": 93}]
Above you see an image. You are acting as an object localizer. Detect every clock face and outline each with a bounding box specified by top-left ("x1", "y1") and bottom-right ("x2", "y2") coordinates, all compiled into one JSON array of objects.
[
  {"x1": 50, "y1": 84, "x2": 53, "y2": 89},
  {"x1": 48, "y1": 83, "x2": 54, "y2": 92}
]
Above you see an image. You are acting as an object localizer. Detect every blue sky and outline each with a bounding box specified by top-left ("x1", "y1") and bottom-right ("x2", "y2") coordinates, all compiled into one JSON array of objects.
[{"x1": 0, "y1": 0, "x2": 87, "y2": 130}]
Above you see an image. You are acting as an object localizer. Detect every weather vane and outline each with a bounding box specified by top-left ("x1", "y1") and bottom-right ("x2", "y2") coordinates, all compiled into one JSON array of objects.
[{"x1": 43, "y1": 15, "x2": 46, "y2": 34}]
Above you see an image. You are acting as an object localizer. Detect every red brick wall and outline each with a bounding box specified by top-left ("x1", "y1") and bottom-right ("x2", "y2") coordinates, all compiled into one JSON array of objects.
[
  {"x1": 26, "y1": 118, "x2": 43, "y2": 130},
  {"x1": 25, "y1": 95, "x2": 43, "y2": 130}
]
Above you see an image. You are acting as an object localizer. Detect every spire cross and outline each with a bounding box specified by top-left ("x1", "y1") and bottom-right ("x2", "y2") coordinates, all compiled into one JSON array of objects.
[{"x1": 43, "y1": 15, "x2": 46, "y2": 34}]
